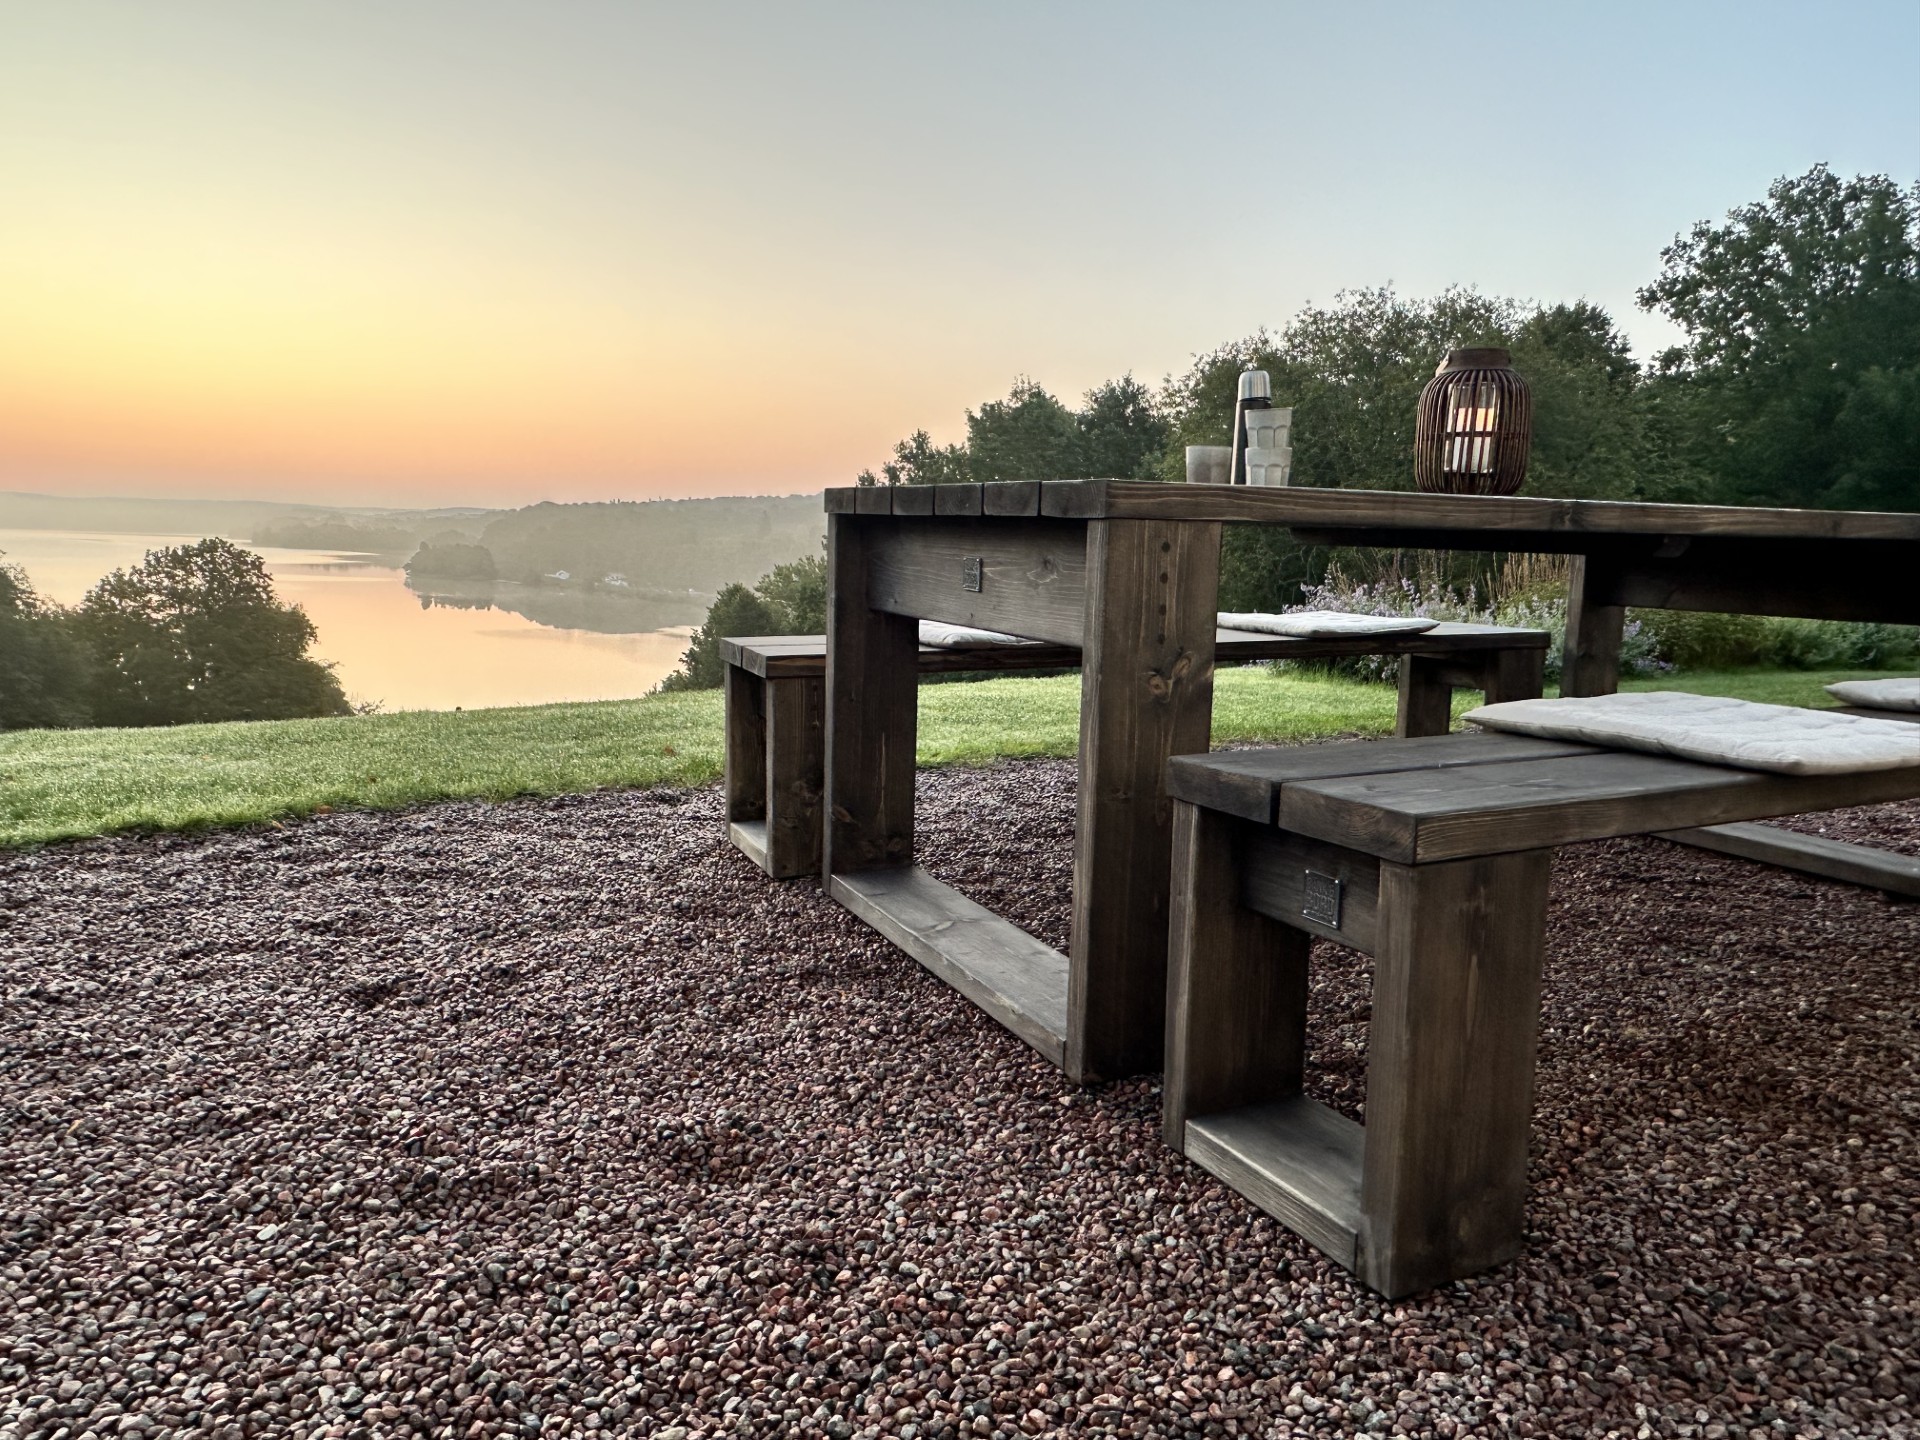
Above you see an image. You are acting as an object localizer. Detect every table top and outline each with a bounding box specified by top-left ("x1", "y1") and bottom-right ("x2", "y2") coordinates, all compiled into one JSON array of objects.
[{"x1": 824, "y1": 480, "x2": 1920, "y2": 547}]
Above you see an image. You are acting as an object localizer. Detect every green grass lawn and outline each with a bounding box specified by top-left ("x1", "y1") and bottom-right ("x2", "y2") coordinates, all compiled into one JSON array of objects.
[{"x1": 1, "y1": 664, "x2": 1909, "y2": 847}]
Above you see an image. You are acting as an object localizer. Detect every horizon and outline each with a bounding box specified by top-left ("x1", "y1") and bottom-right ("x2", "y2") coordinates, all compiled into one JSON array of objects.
[{"x1": 4, "y1": 1, "x2": 1916, "y2": 510}]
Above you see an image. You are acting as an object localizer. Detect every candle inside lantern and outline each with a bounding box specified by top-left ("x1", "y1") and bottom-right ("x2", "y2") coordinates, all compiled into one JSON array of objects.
[{"x1": 1445, "y1": 379, "x2": 1501, "y2": 474}]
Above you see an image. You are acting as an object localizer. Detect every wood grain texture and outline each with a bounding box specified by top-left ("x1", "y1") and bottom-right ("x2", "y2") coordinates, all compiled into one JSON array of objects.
[
  {"x1": 1165, "y1": 733, "x2": 1597, "y2": 823},
  {"x1": 1047, "y1": 480, "x2": 1920, "y2": 541},
  {"x1": 823, "y1": 488, "x2": 860, "y2": 513},
  {"x1": 1240, "y1": 826, "x2": 1382, "y2": 954},
  {"x1": 763, "y1": 675, "x2": 825, "y2": 879},
  {"x1": 824, "y1": 515, "x2": 920, "y2": 876},
  {"x1": 864, "y1": 519, "x2": 1090, "y2": 646},
  {"x1": 982, "y1": 480, "x2": 1042, "y2": 516},
  {"x1": 1395, "y1": 656, "x2": 1455, "y2": 739},
  {"x1": 723, "y1": 661, "x2": 766, "y2": 825},
  {"x1": 1067, "y1": 517, "x2": 1222, "y2": 1082},
  {"x1": 1660, "y1": 823, "x2": 1920, "y2": 898},
  {"x1": 888, "y1": 484, "x2": 935, "y2": 515},
  {"x1": 728, "y1": 819, "x2": 770, "y2": 872},
  {"x1": 1358, "y1": 850, "x2": 1552, "y2": 1298},
  {"x1": 1162, "y1": 803, "x2": 1309, "y2": 1150},
  {"x1": 1562, "y1": 553, "x2": 1624, "y2": 697},
  {"x1": 1478, "y1": 643, "x2": 1547, "y2": 705},
  {"x1": 829, "y1": 867, "x2": 1069, "y2": 1067},
  {"x1": 854, "y1": 486, "x2": 892, "y2": 515},
  {"x1": 1278, "y1": 751, "x2": 1920, "y2": 865},
  {"x1": 933, "y1": 483, "x2": 984, "y2": 516},
  {"x1": 1184, "y1": 1097, "x2": 1364, "y2": 1271}
]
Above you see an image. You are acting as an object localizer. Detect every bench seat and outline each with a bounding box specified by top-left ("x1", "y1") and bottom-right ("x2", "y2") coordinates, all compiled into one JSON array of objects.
[
  {"x1": 1162, "y1": 732, "x2": 1920, "y2": 1297},
  {"x1": 723, "y1": 623, "x2": 1550, "y2": 879}
]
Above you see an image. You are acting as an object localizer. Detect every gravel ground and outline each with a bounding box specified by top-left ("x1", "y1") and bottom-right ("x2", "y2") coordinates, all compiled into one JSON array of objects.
[{"x1": 2, "y1": 761, "x2": 1916, "y2": 1440}]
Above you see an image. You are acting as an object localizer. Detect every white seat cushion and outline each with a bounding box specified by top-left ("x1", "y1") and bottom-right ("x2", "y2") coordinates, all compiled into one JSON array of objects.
[
  {"x1": 917, "y1": 620, "x2": 1037, "y2": 648},
  {"x1": 1218, "y1": 610, "x2": 1439, "y2": 638},
  {"x1": 1825, "y1": 678, "x2": 1920, "y2": 713},
  {"x1": 1464, "y1": 692, "x2": 1920, "y2": 776}
]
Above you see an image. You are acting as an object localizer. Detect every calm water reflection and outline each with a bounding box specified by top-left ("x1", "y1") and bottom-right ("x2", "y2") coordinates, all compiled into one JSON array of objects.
[{"x1": 0, "y1": 529, "x2": 701, "y2": 712}]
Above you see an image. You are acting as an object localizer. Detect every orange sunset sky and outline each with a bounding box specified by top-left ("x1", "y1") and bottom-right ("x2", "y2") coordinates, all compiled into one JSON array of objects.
[{"x1": 3, "y1": 2, "x2": 1915, "y2": 510}]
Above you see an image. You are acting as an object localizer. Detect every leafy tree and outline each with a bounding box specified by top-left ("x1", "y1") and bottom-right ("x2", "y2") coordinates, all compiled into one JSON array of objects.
[
  {"x1": 404, "y1": 541, "x2": 498, "y2": 582},
  {"x1": 75, "y1": 538, "x2": 350, "y2": 726},
  {"x1": 857, "y1": 429, "x2": 972, "y2": 487},
  {"x1": 966, "y1": 377, "x2": 1086, "y2": 482},
  {"x1": 0, "y1": 559, "x2": 92, "y2": 730},
  {"x1": 1638, "y1": 165, "x2": 1920, "y2": 510},
  {"x1": 1077, "y1": 373, "x2": 1169, "y2": 479},
  {"x1": 754, "y1": 554, "x2": 826, "y2": 633}
]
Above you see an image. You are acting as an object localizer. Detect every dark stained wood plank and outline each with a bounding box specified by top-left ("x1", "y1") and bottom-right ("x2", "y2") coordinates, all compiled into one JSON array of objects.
[
  {"x1": 738, "y1": 622, "x2": 1547, "y2": 680},
  {"x1": 1395, "y1": 655, "x2": 1455, "y2": 739},
  {"x1": 823, "y1": 487, "x2": 860, "y2": 513},
  {"x1": 854, "y1": 486, "x2": 892, "y2": 515},
  {"x1": 1163, "y1": 803, "x2": 1310, "y2": 1150},
  {"x1": 1660, "y1": 823, "x2": 1920, "y2": 899},
  {"x1": 1240, "y1": 826, "x2": 1382, "y2": 954},
  {"x1": 1165, "y1": 733, "x2": 1598, "y2": 824},
  {"x1": 982, "y1": 480, "x2": 1041, "y2": 516},
  {"x1": 1078, "y1": 481, "x2": 1920, "y2": 542},
  {"x1": 763, "y1": 675, "x2": 825, "y2": 879},
  {"x1": 1279, "y1": 751, "x2": 1920, "y2": 865},
  {"x1": 1562, "y1": 554, "x2": 1625, "y2": 696},
  {"x1": 864, "y1": 519, "x2": 1090, "y2": 646},
  {"x1": 1038, "y1": 479, "x2": 1111, "y2": 518},
  {"x1": 723, "y1": 661, "x2": 766, "y2": 824},
  {"x1": 888, "y1": 484, "x2": 935, "y2": 516},
  {"x1": 829, "y1": 867, "x2": 1068, "y2": 1067},
  {"x1": 1478, "y1": 643, "x2": 1547, "y2": 706},
  {"x1": 1067, "y1": 517, "x2": 1222, "y2": 1082},
  {"x1": 933, "y1": 483, "x2": 984, "y2": 516},
  {"x1": 1184, "y1": 1097, "x2": 1364, "y2": 1273},
  {"x1": 728, "y1": 819, "x2": 770, "y2": 872},
  {"x1": 1359, "y1": 850, "x2": 1552, "y2": 1298},
  {"x1": 824, "y1": 515, "x2": 920, "y2": 875}
]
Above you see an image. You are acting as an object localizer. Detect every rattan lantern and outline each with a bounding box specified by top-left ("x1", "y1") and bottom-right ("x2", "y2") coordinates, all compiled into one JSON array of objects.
[{"x1": 1413, "y1": 347, "x2": 1532, "y2": 495}]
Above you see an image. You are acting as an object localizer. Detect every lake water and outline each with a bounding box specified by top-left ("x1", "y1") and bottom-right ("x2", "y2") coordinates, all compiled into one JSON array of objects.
[{"x1": 0, "y1": 529, "x2": 703, "y2": 712}]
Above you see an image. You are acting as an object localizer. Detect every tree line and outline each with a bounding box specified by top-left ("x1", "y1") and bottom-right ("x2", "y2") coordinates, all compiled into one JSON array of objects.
[
  {"x1": 0, "y1": 539, "x2": 350, "y2": 730},
  {"x1": 855, "y1": 165, "x2": 1920, "y2": 612}
]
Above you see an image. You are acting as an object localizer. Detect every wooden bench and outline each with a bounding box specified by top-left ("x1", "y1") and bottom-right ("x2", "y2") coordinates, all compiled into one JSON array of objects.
[
  {"x1": 723, "y1": 623, "x2": 1550, "y2": 879},
  {"x1": 1162, "y1": 732, "x2": 1920, "y2": 1297}
]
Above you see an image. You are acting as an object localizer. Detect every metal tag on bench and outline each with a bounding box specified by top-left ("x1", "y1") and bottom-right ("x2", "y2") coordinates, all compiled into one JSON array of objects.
[
  {"x1": 962, "y1": 556, "x2": 983, "y2": 592},
  {"x1": 1302, "y1": 870, "x2": 1342, "y2": 929}
]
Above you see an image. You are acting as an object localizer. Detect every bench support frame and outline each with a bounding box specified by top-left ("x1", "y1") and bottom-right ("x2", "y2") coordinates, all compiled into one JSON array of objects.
[{"x1": 1165, "y1": 800, "x2": 1552, "y2": 1298}]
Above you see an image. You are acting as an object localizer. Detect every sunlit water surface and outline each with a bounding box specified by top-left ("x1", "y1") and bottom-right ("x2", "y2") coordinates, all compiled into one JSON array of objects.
[{"x1": 0, "y1": 529, "x2": 693, "y2": 712}]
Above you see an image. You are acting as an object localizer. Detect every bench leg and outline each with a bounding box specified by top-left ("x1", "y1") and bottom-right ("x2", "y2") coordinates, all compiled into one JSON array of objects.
[
  {"x1": 724, "y1": 661, "x2": 767, "y2": 825},
  {"x1": 1163, "y1": 802, "x2": 1309, "y2": 1152},
  {"x1": 1395, "y1": 655, "x2": 1455, "y2": 737},
  {"x1": 764, "y1": 675, "x2": 825, "y2": 879},
  {"x1": 824, "y1": 514, "x2": 919, "y2": 877},
  {"x1": 1479, "y1": 644, "x2": 1546, "y2": 705},
  {"x1": 1360, "y1": 851, "x2": 1552, "y2": 1297}
]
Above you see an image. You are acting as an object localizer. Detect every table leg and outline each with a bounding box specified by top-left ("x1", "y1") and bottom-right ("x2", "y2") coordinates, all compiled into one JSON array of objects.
[
  {"x1": 824, "y1": 514, "x2": 920, "y2": 877},
  {"x1": 1360, "y1": 850, "x2": 1552, "y2": 1298},
  {"x1": 1068, "y1": 517, "x2": 1221, "y2": 1082},
  {"x1": 1563, "y1": 554, "x2": 1624, "y2": 697},
  {"x1": 1163, "y1": 801, "x2": 1309, "y2": 1151}
]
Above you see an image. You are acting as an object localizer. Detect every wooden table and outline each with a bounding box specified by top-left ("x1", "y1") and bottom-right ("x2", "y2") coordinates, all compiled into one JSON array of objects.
[{"x1": 823, "y1": 479, "x2": 1920, "y2": 1083}]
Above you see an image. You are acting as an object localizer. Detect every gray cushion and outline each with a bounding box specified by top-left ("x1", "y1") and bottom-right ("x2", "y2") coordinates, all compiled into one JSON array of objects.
[
  {"x1": 1464, "y1": 692, "x2": 1920, "y2": 776},
  {"x1": 1824, "y1": 678, "x2": 1920, "y2": 713},
  {"x1": 1218, "y1": 610, "x2": 1439, "y2": 638}
]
